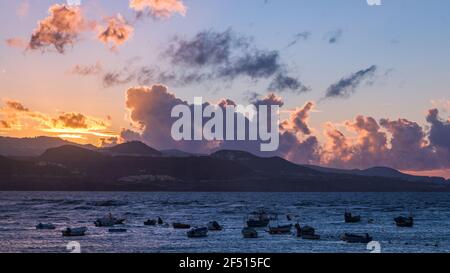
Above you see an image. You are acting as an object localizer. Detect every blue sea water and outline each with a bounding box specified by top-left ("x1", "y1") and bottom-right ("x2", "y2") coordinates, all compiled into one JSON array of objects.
[{"x1": 0, "y1": 192, "x2": 449, "y2": 253}]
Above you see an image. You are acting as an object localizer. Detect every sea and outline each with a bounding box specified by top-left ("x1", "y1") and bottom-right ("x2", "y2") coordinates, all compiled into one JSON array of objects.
[{"x1": 0, "y1": 192, "x2": 449, "y2": 253}]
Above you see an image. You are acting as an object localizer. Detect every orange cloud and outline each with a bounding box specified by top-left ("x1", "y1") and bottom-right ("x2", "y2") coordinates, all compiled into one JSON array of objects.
[
  {"x1": 28, "y1": 4, "x2": 95, "y2": 53},
  {"x1": 129, "y1": 0, "x2": 187, "y2": 18},
  {"x1": 0, "y1": 99, "x2": 117, "y2": 145},
  {"x1": 98, "y1": 14, "x2": 134, "y2": 50}
]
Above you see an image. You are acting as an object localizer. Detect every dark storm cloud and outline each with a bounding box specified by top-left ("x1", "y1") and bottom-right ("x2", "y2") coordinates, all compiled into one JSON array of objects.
[{"x1": 324, "y1": 65, "x2": 377, "y2": 99}]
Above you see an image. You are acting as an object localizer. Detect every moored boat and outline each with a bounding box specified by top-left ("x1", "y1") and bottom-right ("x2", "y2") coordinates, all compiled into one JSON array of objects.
[
  {"x1": 187, "y1": 227, "x2": 208, "y2": 238},
  {"x1": 246, "y1": 209, "x2": 274, "y2": 228},
  {"x1": 207, "y1": 221, "x2": 223, "y2": 231},
  {"x1": 394, "y1": 216, "x2": 414, "y2": 227},
  {"x1": 94, "y1": 214, "x2": 125, "y2": 227},
  {"x1": 62, "y1": 227, "x2": 87, "y2": 237},
  {"x1": 295, "y1": 223, "x2": 320, "y2": 240},
  {"x1": 144, "y1": 219, "x2": 157, "y2": 226},
  {"x1": 345, "y1": 211, "x2": 361, "y2": 223}
]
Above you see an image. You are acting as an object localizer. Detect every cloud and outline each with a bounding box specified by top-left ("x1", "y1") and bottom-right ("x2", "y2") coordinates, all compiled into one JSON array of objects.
[
  {"x1": 427, "y1": 109, "x2": 450, "y2": 150},
  {"x1": 97, "y1": 14, "x2": 134, "y2": 50},
  {"x1": 286, "y1": 31, "x2": 311, "y2": 48},
  {"x1": 70, "y1": 61, "x2": 102, "y2": 76},
  {"x1": 107, "y1": 29, "x2": 307, "y2": 93},
  {"x1": 129, "y1": 0, "x2": 187, "y2": 19},
  {"x1": 0, "y1": 99, "x2": 115, "y2": 141},
  {"x1": 326, "y1": 29, "x2": 343, "y2": 44},
  {"x1": 324, "y1": 65, "x2": 377, "y2": 99},
  {"x1": 5, "y1": 38, "x2": 27, "y2": 49},
  {"x1": 250, "y1": 93, "x2": 284, "y2": 108},
  {"x1": 268, "y1": 73, "x2": 310, "y2": 93},
  {"x1": 281, "y1": 102, "x2": 315, "y2": 135},
  {"x1": 28, "y1": 4, "x2": 94, "y2": 53}
]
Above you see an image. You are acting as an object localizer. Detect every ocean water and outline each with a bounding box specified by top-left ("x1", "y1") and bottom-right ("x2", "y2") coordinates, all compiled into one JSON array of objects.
[{"x1": 0, "y1": 192, "x2": 449, "y2": 253}]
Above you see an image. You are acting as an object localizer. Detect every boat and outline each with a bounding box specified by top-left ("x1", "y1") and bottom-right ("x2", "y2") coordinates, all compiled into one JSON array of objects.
[
  {"x1": 173, "y1": 223, "x2": 191, "y2": 229},
  {"x1": 144, "y1": 219, "x2": 157, "y2": 226},
  {"x1": 295, "y1": 223, "x2": 320, "y2": 240},
  {"x1": 344, "y1": 211, "x2": 361, "y2": 223},
  {"x1": 242, "y1": 227, "x2": 258, "y2": 238},
  {"x1": 62, "y1": 227, "x2": 88, "y2": 237},
  {"x1": 341, "y1": 233, "x2": 372, "y2": 244},
  {"x1": 94, "y1": 214, "x2": 125, "y2": 227},
  {"x1": 157, "y1": 217, "x2": 164, "y2": 225},
  {"x1": 36, "y1": 223, "x2": 56, "y2": 230},
  {"x1": 187, "y1": 227, "x2": 208, "y2": 238},
  {"x1": 207, "y1": 221, "x2": 223, "y2": 231},
  {"x1": 246, "y1": 209, "x2": 274, "y2": 228},
  {"x1": 394, "y1": 216, "x2": 414, "y2": 227},
  {"x1": 268, "y1": 224, "x2": 292, "y2": 235},
  {"x1": 295, "y1": 223, "x2": 315, "y2": 237},
  {"x1": 108, "y1": 228, "x2": 127, "y2": 233}
]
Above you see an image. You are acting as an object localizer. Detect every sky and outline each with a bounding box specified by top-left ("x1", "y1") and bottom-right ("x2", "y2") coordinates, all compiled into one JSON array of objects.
[{"x1": 0, "y1": 0, "x2": 449, "y2": 177}]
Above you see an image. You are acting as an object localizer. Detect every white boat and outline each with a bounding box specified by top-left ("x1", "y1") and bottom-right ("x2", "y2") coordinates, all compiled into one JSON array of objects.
[{"x1": 62, "y1": 227, "x2": 88, "y2": 237}]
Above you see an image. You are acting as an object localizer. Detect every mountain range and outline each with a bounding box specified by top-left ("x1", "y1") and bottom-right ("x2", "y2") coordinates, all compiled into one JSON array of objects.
[{"x1": 0, "y1": 136, "x2": 448, "y2": 192}]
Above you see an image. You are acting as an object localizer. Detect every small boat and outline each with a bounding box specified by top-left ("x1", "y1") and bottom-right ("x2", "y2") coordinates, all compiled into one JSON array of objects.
[
  {"x1": 207, "y1": 221, "x2": 223, "y2": 231},
  {"x1": 268, "y1": 224, "x2": 292, "y2": 235},
  {"x1": 246, "y1": 209, "x2": 274, "y2": 228},
  {"x1": 144, "y1": 219, "x2": 157, "y2": 226},
  {"x1": 173, "y1": 223, "x2": 191, "y2": 229},
  {"x1": 108, "y1": 228, "x2": 127, "y2": 233},
  {"x1": 341, "y1": 233, "x2": 372, "y2": 244},
  {"x1": 394, "y1": 216, "x2": 414, "y2": 227},
  {"x1": 295, "y1": 223, "x2": 315, "y2": 237},
  {"x1": 62, "y1": 227, "x2": 87, "y2": 237},
  {"x1": 94, "y1": 214, "x2": 125, "y2": 227},
  {"x1": 36, "y1": 223, "x2": 56, "y2": 230},
  {"x1": 242, "y1": 227, "x2": 258, "y2": 238},
  {"x1": 344, "y1": 211, "x2": 361, "y2": 223},
  {"x1": 157, "y1": 217, "x2": 164, "y2": 225},
  {"x1": 295, "y1": 223, "x2": 320, "y2": 240},
  {"x1": 187, "y1": 227, "x2": 208, "y2": 238}
]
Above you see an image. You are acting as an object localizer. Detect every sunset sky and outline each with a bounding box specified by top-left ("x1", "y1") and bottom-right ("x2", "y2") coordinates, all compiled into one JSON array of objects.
[{"x1": 1, "y1": 0, "x2": 449, "y2": 177}]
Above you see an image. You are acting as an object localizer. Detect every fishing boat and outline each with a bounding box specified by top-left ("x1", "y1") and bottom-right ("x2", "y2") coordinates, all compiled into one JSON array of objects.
[
  {"x1": 341, "y1": 233, "x2": 372, "y2": 244},
  {"x1": 268, "y1": 224, "x2": 292, "y2": 235},
  {"x1": 207, "y1": 221, "x2": 223, "y2": 231},
  {"x1": 62, "y1": 227, "x2": 87, "y2": 237},
  {"x1": 187, "y1": 227, "x2": 208, "y2": 238},
  {"x1": 173, "y1": 223, "x2": 191, "y2": 229},
  {"x1": 344, "y1": 211, "x2": 361, "y2": 223},
  {"x1": 108, "y1": 228, "x2": 127, "y2": 233},
  {"x1": 36, "y1": 223, "x2": 56, "y2": 230},
  {"x1": 242, "y1": 227, "x2": 258, "y2": 238},
  {"x1": 144, "y1": 219, "x2": 157, "y2": 226},
  {"x1": 394, "y1": 216, "x2": 414, "y2": 227},
  {"x1": 246, "y1": 209, "x2": 274, "y2": 228}
]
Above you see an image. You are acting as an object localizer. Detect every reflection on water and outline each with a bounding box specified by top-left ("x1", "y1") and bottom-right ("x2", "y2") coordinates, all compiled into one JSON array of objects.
[{"x1": 0, "y1": 192, "x2": 449, "y2": 253}]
